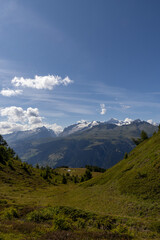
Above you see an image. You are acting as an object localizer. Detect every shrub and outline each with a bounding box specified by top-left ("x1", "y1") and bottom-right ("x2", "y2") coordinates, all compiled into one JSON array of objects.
[
  {"x1": 53, "y1": 216, "x2": 73, "y2": 230},
  {"x1": 8, "y1": 160, "x2": 15, "y2": 170},
  {"x1": 132, "y1": 130, "x2": 148, "y2": 145},
  {"x1": 85, "y1": 165, "x2": 106, "y2": 173},
  {"x1": 1, "y1": 207, "x2": 19, "y2": 220},
  {"x1": 62, "y1": 174, "x2": 67, "y2": 184},
  {"x1": 95, "y1": 216, "x2": 115, "y2": 230},
  {"x1": 21, "y1": 162, "x2": 32, "y2": 175},
  {"x1": 112, "y1": 224, "x2": 131, "y2": 235},
  {"x1": 26, "y1": 207, "x2": 55, "y2": 222},
  {"x1": 84, "y1": 169, "x2": 92, "y2": 181},
  {"x1": 75, "y1": 218, "x2": 86, "y2": 229}
]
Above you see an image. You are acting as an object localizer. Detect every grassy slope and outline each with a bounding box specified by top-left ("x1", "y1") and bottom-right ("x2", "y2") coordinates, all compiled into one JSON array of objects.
[
  {"x1": 65, "y1": 131, "x2": 160, "y2": 215},
  {"x1": 0, "y1": 131, "x2": 160, "y2": 239}
]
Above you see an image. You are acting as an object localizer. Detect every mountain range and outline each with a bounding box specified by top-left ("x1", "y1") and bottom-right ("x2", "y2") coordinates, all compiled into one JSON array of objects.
[
  {"x1": 0, "y1": 122, "x2": 160, "y2": 239},
  {"x1": 3, "y1": 118, "x2": 158, "y2": 169}
]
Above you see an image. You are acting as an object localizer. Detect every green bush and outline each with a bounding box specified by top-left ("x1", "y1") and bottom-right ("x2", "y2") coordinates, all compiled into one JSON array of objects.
[
  {"x1": 53, "y1": 216, "x2": 73, "y2": 230},
  {"x1": 8, "y1": 160, "x2": 15, "y2": 170},
  {"x1": 21, "y1": 162, "x2": 32, "y2": 175},
  {"x1": 1, "y1": 207, "x2": 19, "y2": 220},
  {"x1": 112, "y1": 224, "x2": 131, "y2": 235},
  {"x1": 95, "y1": 216, "x2": 115, "y2": 230},
  {"x1": 26, "y1": 207, "x2": 55, "y2": 222},
  {"x1": 75, "y1": 217, "x2": 86, "y2": 229}
]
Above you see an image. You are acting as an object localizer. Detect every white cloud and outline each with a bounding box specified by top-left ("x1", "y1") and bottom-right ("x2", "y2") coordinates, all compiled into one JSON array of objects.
[
  {"x1": 147, "y1": 119, "x2": 157, "y2": 126},
  {"x1": 121, "y1": 105, "x2": 131, "y2": 109},
  {"x1": 0, "y1": 106, "x2": 42, "y2": 124},
  {"x1": 0, "y1": 106, "x2": 63, "y2": 135},
  {"x1": 0, "y1": 88, "x2": 23, "y2": 97},
  {"x1": 0, "y1": 106, "x2": 26, "y2": 122},
  {"x1": 0, "y1": 121, "x2": 26, "y2": 135},
  {"x1": 100, "y1": 104, "x2": 106, "y2": 115},
  {"x1": 44, "y1": 123, "x2": 63, "y2": 135},
  {"x1": 11, "y1": 75, "x2": 73, "y2": 90}
]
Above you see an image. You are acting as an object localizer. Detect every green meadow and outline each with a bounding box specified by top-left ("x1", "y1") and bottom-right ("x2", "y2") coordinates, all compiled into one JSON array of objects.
[{"x1": 0, "y1": 131, "x2": 160, "y2": 239}]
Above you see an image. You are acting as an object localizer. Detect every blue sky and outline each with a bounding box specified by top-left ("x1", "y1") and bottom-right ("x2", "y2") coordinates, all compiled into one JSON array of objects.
[{"x1": 0, "y1": 0, "x2": 160, "y2": 134}]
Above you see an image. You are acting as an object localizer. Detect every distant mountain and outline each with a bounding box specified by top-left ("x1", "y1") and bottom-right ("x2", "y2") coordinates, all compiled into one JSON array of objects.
[
  {"x1": 60, "y1": 120, "x2": 100, "y2": 137},
  {"x1": 3, "y1": 126, "x2": 56, "y2": 144},
  {"x1": 4, "y1": 119, "x2": 157, "y2": 169},
  {"x1": 106, "y1": 117, "x2": 133, "y2": 125}
]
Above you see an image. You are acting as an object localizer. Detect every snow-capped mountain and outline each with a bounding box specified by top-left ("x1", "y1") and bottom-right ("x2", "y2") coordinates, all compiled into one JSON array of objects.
[
  {"x1": 106, "y1": 118, "x2": 133, "y2": 126},
  {"x1": 60, "y1": 120, "x2": 100, "y2": 137},
  {"x1": 3, "y1": 118, "x2": 158, "y2": 143},
  {"x1": 3, "y1": 126, "x2": 56, "y2": 144},
  {"x1": 60, "y1": 118, "x2": 158, "y2": 137}
]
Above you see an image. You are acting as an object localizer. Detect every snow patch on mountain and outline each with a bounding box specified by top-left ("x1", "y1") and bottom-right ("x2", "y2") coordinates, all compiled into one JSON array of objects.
[
  {"x1": 60, "y1": 120, "x2": 100, "y2": 136},
  {"x1": 106, "y1": 118, "x2": 133, "y2": 126}
]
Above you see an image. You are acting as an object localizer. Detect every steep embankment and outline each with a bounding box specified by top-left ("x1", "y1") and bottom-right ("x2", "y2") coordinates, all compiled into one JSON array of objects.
[
  {"x1": 84, "y1": 131, "x2": 160, "y2": 200},
  {"x1": 61, "y1": 131, "x2": 159, "y2": 223}
]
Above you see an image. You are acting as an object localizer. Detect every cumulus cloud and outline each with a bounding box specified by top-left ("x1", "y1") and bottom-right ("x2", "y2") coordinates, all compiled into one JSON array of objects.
[
  {"x1": 0, "y1": 121, "x2": 26, "y2": 135},
  {"x1": 0, "y1": 88, "x2": 23, "y2": 97},
  {"x1": 44, "y1": 123, "x2": 63, "y2": 135},
  {"x1": 11, "y1": 75, "x2": 73, "y2": 90},
  {"x1": 147, "y1": 119, "x2": 157, "y2": 126},
  {"x1": 0, "y1": 106, "x2": 26, "y2": 122},
  {"x1": 100, "y1": 104, "x2": 106, "y2": 115},
  {"x1": 0, "y1": 106, "x2": 63, "y2": 135},
  {"x1": 0, "y1": 106, "x2": 42, "y2": 124}
]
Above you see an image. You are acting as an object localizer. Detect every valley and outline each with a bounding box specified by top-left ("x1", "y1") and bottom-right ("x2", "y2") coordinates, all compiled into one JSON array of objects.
[
  {"x1": 0, "y1": 125, "x2": 160, "y2": 239},
  {"x1": 3, "y1": 119, "x2": 157, "y2": 169}
]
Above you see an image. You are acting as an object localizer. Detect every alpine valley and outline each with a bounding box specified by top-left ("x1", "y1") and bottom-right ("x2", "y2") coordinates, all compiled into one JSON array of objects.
[{"x1": 3, "y1": 118, "x2": 158, "y2": 168}]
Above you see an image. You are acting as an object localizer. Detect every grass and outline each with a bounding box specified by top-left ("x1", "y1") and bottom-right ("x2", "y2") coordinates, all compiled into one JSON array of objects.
[{"x1": 0, "y1": 131, "x2": 160, "y2": 239}]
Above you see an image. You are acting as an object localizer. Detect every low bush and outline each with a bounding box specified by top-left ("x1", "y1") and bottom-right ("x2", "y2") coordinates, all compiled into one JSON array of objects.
[
  {"x1": 1, "y1": 207, "x2": 19, "y2": 220},
  {"x1": 52, "y1": 216, "x2": 73, "y2": 230},
  {"x1": 26, "y1": 207, "x2": 55, "y2": 222}
]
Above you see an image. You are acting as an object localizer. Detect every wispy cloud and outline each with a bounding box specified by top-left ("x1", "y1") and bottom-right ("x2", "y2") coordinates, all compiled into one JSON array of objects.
[
  {"x1": 0, "y1": 88, "x2": 23, "y2": 97},
  {"x1": 11, "y1": 75, "x2": 73, "y2": 90},
  {"x1": 100, "y1": 103, "x2": 106, "y2": 115},
  {"x1": 120, "y1": 104, "x2": 131, "y2": 110}
]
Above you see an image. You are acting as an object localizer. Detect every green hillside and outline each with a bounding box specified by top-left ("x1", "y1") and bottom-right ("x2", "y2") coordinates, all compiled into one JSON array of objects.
[
  {"x1": 0, "y1": 132, "x2": 160, "y2": 239},
  {"x1": 82, "y1": 129, "x2": 160, "y2": 200}
]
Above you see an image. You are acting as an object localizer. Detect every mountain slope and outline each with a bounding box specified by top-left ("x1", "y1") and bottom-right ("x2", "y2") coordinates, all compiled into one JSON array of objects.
[
  {"x1": 5, "y1": 120, "x2": 157, "y2": 168},
  {"x1": 82, "y1": 130, "x2": 160, "y2": 200},
  {"x1": 0, "y1": 133, "x2": 160, "y2": 239},
  {"x1": 3, "y1": 126, "x2": 56, "y2": 144},
  {"x1": 0, "y1": 136, "x2": 47, "y2": 189}
]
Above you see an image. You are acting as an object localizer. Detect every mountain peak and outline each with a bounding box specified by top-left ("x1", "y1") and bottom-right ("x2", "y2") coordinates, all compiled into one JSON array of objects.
[{"x1": 106, "y1": 118, "x2": 133, "y2": 126}]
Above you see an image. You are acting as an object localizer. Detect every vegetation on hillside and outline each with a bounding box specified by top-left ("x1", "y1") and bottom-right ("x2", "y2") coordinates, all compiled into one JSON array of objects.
[{"x1": 0, "y1": 132, "x2": 160, "y2": 239}]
